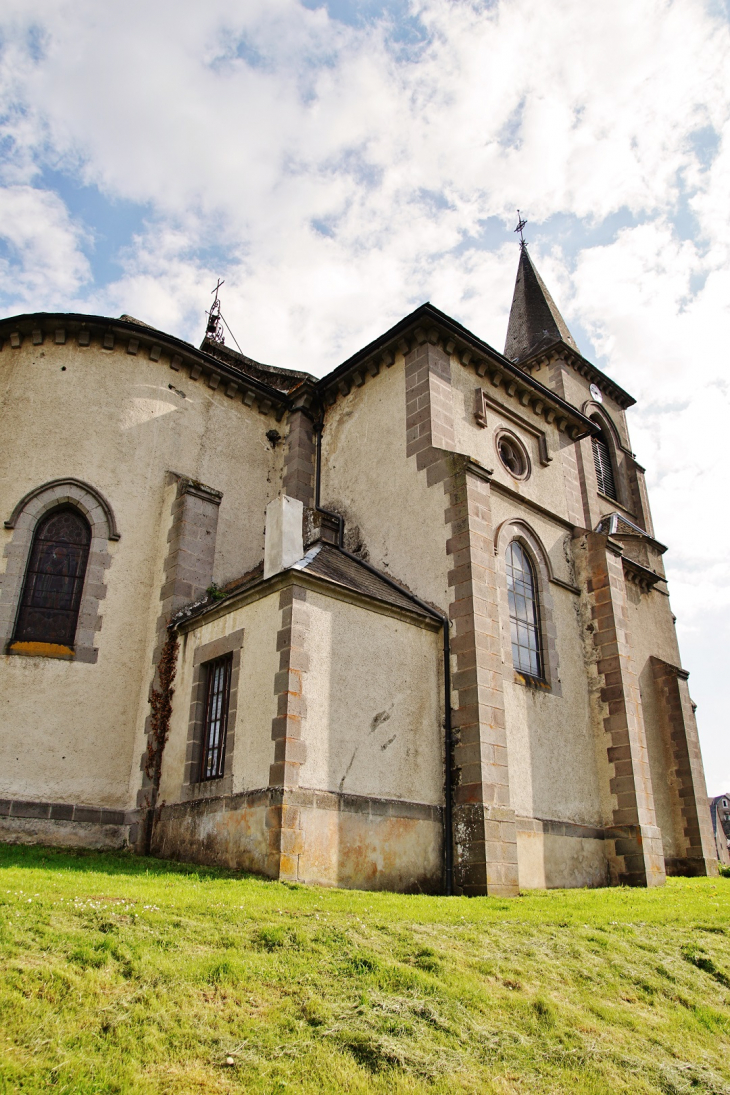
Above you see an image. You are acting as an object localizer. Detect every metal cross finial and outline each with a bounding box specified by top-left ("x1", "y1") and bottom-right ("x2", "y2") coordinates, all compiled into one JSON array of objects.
[
  {"x1": 514, "y1": 210, "x2": 527, "y2": 248},
  {"x1": 205, "y1": 279, "x2": 225, "y2": 344}
]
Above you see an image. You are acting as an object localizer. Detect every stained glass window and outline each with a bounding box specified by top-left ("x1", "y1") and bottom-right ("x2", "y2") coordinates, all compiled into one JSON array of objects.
[
  {"x1": 506, "y1": 541, "x2": 541, "y2": 678},
  {"x1": 200, "y1": 655, "x2": 232, "y2": 781},
  {"x1": 14, "y1": 507, "x2": 91, "y2": 647}
]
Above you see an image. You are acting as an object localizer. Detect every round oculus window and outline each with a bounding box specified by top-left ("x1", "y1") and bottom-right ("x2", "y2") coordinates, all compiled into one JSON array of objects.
[{"x1": 497, "y1": 433, "x2": 529, "y2": 479}]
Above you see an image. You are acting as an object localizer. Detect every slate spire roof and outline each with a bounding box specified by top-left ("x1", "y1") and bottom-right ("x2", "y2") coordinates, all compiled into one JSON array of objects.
[{"x1": 504, "y1": 245, "x2": 579, "y2": 363}]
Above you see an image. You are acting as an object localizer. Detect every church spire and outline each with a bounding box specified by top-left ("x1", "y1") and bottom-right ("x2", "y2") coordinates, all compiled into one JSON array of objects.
[{"x1": 503, "y1": 236, "x2": 579, "y2": 363}]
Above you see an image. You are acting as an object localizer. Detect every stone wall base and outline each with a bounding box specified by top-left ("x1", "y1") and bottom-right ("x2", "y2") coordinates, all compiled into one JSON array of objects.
[
  {"x1": 516, "y1": 816, "x2": 608, "y2": 890},
  {"x1": 0, "y1": 816, "x2": 132, "y2": 850},
  {"x1": 665, "y1": 855, "x2": 717, "y2": 878},
  {"x1": 151, "y1": 787, "x2": 443, "y2": 894},
  {"x1": 604, "y1": 824, "x2": 666, "y2": 887}
]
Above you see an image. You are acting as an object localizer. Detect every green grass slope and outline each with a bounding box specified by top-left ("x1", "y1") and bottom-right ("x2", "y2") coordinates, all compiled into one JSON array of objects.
[{"x1": 1, "y1": 846, "x2": 729, "y2": 1094}]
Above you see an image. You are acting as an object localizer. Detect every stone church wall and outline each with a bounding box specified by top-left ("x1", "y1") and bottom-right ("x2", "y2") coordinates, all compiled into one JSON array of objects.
[
  {"x1": 0, "y1": 292, "x2": 717, "y2": 892},
  {"x1": 624, "y1": 582, "x2": 715, "y2": 874},
  {"x1": 0, "y1": 331, "x2": 283, "y2": 843},
  {"x1": 158, "y1": 590, "x2": 282, "y2": 807},
  {"x1": 489, "y1": 493, "x2": 607, "y2": 888}
]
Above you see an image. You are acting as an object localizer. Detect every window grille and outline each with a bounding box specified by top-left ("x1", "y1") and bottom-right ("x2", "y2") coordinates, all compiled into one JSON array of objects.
[
  {"x1": 200, "y1": 654, "x2": 232, "y2": 781},
  {"x1": 13, "y1": 506, "x2": 91, "y2": 647},
  {"x1": 506, "y1": 541, "x2": 541, "y2": 678},
  {"x1": 592, "y1": 433, "x2": 617, "y2": 500}
]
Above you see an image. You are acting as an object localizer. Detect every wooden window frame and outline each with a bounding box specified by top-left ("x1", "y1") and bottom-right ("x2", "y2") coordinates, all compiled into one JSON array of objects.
[{"x1": 1, "y1": 479, "x2": 117, "y2": 663}]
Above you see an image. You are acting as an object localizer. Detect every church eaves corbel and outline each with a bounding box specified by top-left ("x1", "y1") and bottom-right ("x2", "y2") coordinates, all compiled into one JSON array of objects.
[
  {"x1": 520, "y1": 338, "x2": 636, "y2": 411},
  {"x1": 0, "y1": 313, "x2": 291, "y2": 422}
]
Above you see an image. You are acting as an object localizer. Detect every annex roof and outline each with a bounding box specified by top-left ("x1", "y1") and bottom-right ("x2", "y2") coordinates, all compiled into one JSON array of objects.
[
  {"x1": 171, "y1": 541, "x2": 436, "y2": 630},
  {"x1": 291, "y1": 542, "x2": 434, "y2": 619},
  {"x1": 200, "y1": 336, "x2": 314, "y2": 394}
]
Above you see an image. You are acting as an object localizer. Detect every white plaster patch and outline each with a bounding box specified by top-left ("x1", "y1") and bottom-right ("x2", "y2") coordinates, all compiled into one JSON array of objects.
[{"x1": 121, "y1": 396, "x2": 179, "y2": 430}]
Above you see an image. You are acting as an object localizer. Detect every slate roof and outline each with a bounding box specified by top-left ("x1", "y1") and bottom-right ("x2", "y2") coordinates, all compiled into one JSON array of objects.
[
  {"x1": 504, "y1": 246, "x2": 579, "y2": 363},
  {"x1": 595, "y1": 512, "x2": 649, "y2": 537},
  {"x1": 199, "y1": 337, "x2": 314, "y2": 394},
  {"x1": 292, "y1": 543, "x2": 435, "y2": 619},
  {"x1": 171, "y1": 542, "x2": 437, "y2": 629},
  {"x1": 595, "y1": 511, "x2": 668, "y2": 555}
]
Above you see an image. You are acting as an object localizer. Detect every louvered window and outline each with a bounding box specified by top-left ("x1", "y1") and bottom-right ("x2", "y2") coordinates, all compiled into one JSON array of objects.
[
  {"x1": 13, "y1": 506, "x2": 91, "y2": 648},
  {"x1": 592, "y1": 434, "x2": 617, "y2": 500},
  {"x1": 200, "y1": 655, "x2": 232, "y2": 781},
  {"x1": 506, "y1": 541, "x2": 541, "y2": 679}
]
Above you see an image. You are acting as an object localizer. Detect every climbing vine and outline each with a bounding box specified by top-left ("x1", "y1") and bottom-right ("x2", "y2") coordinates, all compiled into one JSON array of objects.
[{"x1": 145, "y1": 632, "x2": 179, "y2": 787}]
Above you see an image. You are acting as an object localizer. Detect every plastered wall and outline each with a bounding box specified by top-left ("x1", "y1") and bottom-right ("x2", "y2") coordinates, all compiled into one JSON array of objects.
[
  {"x1": 449, "y1": 360, "x2": 569, "y2": 521},
  {"x1": 0, "y1": 338, "x2": 282, "y2": 811},
  {"x1": 300, "y1": 591, "x2": 443, "y2": 804},
  {"x1": 319, "y1": 358, "x2": 451, "y2": 612},
  {"x1": 517, "y1": 829, "x2": 607, "y2": 890}
]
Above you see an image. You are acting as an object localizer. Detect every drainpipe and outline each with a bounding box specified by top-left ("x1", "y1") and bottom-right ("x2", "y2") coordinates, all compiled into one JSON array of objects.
[{"x1": 313, "y1": 418, "x2": 454, "y2": 896}]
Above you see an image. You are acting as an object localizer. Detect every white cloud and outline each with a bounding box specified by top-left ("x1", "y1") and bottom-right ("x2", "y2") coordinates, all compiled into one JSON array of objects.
[
  {"x1": 1, "y1": 0, "x2": 728, "y2": 355},
  {"x1": 0, "y1": 186, "x2": 90, "y2": 307},
  {"x1": 0, "y1": 0, "x2": 729, "y2": 785}
]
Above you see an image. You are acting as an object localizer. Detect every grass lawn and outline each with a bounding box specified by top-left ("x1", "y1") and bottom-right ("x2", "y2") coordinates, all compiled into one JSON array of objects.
[{"x1": 1, "y1": 847, "x2": 730, "y2": 1093}]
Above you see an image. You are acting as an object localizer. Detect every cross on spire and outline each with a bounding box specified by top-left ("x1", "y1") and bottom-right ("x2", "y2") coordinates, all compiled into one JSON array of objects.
[
  {"x1": 205, "y1": 279, "x2": 225, "y2": 344},
  {"x1": 514, "y1": 210, "x2": 527, "y2": 248}
]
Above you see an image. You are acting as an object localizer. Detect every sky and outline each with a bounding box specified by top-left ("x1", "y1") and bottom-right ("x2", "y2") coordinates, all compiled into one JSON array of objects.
[{"x1": 1, "y1": 0, "x2": 729, "y2": 793}]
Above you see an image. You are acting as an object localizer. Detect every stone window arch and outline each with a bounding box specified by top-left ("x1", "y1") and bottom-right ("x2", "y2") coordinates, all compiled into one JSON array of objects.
[
  {"x1": 494, "y1": 519, "x2": 560, "y2": 694},
  {"x1": 12, "y1": 506, "x2": 91, "y2": 652},
  {"x1": 1, "y1": 479, "x2": 119, "y2": 662}
]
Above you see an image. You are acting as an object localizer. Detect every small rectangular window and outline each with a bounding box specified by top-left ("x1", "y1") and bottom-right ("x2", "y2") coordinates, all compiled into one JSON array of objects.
[{"x1": 200, "y1": 654, "x2": 232, "y2": 781}]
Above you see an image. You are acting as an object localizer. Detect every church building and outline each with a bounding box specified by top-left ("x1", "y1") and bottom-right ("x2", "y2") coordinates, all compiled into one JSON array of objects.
[{"x1": 0, "y1": 247, "x2": 717, "y2": 895}]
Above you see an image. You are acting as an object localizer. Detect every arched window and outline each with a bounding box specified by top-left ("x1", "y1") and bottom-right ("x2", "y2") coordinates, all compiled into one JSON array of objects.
[
  {"x1": 592, "y1": 427, "x2": 617, "y2": 500},
  {"x1": 13, "y1": 507, "x2": 91, "y2": 649},
  {"x1": 506, "y1": 541, "x2": 541, "y2": 678}
]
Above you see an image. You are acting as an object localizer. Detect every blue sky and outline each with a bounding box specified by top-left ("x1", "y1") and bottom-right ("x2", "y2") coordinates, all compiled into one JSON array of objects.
[{"x1": 1, "y1": 0, "x2": 729, "y2": 791}]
